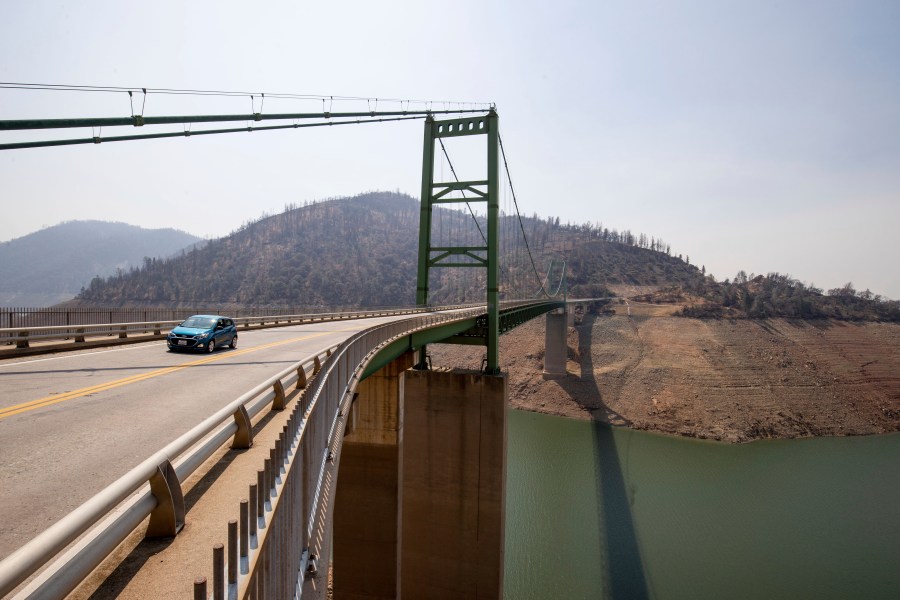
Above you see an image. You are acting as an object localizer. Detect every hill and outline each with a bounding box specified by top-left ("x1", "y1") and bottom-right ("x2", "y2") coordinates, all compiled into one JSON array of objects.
[
  {"x1": 431, "y1": 301, "x2": 900, "y2": 442},
  {"x1": 676, "y1": 272, "x2": 900, "y2": 322},
  {"x1": 75, "y1": 193, "x2": 421, "y2": 308},
  {"x1": 71, "y1": 191, "x2": 706, "y2": 309},
  {"x1": 0, "y1": 221, "x2": 202, "y2": 307},
  {"x1": 69, "y1": 191, "x2": 900, "y2": 323}
]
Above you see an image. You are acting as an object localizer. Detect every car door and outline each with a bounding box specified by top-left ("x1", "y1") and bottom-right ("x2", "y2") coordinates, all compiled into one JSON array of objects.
[{"x1": 214, "y1": 319, "x2": 227, "y2": 346}]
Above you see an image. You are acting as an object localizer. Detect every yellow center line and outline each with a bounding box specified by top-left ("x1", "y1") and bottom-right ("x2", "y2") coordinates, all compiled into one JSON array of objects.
[{"x1": 0, "y1": 326, "x2": 360, "y2": 421}]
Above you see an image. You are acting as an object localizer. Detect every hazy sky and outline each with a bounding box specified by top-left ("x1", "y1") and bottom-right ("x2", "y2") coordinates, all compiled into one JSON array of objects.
[{"x1": 2, "y1": 1, "x2": 899, "y2": 298}]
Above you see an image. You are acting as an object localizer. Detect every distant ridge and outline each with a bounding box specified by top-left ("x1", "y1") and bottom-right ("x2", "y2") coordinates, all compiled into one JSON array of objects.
[
  {"x1": 0, "y1": 220, "x2": 202, "y2": 307},
  {"x1": 71, "y1": 191, "x2": 704, "y2": 309},
  {"x1": 69, "y1": 191, "x2": 900, "y2": 321}
]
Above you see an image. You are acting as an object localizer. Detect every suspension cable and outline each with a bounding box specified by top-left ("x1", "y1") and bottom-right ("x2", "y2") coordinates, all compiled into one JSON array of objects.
[
  {"x1": 437, "y1": 138, "x2": 487, "y2": 244},
  {"x1": 0, "y1": 108, "x2": 479, "y2": 132},
  {"x1": 534, "y1": 259, "x2": 567, "y2": 297},
  {"x1": 0, "y1": 82, "x2": 493, "y2": 110},
  {"x1": 498, "y1": 131, "x2": 553, "y2": 297},
  {"x1": 0, "y1": 115, "x2": 427, "y2": 151}
]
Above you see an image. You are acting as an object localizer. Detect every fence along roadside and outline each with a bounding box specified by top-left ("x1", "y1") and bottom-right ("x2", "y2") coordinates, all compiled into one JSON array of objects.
[{"x1": 0, "y1": 306, "x2": 438, "y2": 352}]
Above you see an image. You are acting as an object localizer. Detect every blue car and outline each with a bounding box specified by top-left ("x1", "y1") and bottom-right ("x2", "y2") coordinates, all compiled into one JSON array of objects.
[{"x1": 167, "y1": 314, "x2": 238, "y2": 353}]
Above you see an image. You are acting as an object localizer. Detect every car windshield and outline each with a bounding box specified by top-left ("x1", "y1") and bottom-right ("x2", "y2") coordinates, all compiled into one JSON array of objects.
[{"x1": 180, "y1": 316, "x2": 217, "y2": 329}]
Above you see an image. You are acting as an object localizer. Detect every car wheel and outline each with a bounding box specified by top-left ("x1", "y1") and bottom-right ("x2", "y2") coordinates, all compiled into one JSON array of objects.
[
  {"x1": 207, "y1": 340, "x2": 215, "y2": 353},
  {"x1": 230, "y1": 335, "x2": 238, "y2": 349}
]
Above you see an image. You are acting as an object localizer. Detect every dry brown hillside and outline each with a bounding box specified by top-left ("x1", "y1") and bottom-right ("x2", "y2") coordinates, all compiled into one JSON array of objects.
[{"x1": 429, "y1": 296, "x2": 900, "y2": 443}]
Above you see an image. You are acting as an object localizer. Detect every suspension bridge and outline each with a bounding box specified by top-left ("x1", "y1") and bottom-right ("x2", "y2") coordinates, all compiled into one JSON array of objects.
[{"x1": 0, "y1": 85, "x2": 580, "y2": 599}]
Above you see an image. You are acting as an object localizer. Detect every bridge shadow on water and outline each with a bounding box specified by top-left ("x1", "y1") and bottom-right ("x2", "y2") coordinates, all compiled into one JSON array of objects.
[
  {"x1": 555, "y1": 312, "x2": 649, "y2": 599},
  {"x1": 590, "y1": 421, "x2": 650, "y2": 599}
]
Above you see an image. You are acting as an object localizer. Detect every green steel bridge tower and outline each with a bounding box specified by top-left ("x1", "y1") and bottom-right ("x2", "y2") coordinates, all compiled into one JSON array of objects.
[{"x1": 415, "y1": 109, "x2": 501, "y2": 374}]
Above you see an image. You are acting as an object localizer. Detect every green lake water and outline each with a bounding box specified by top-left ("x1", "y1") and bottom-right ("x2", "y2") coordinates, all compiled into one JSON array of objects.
[{"x1": 504, "y1": 409, "x2": 900, "y2": 599}]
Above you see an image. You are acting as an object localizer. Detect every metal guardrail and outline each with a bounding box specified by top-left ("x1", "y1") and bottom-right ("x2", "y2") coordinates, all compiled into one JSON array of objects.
[
  {"x1": 0, "y1": 307, "x2": 442, "y2": 350},
  {"x1": 0, "y1": 301, "x2": 579, "y2": 350},
  {"x1": 193, "y1": 307, "x2": 485, "y2": 599},
  {"x1": 0, "y1": 305, "x2": 484, "y2": 599},
  {"x1": 0, "y1": 339, "x2": 340, "y2": 599}
]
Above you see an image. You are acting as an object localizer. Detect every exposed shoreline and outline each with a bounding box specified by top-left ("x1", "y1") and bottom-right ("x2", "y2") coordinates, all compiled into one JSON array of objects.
[{"x1": 429, "y1": 301, "x2": 900, "y2": 443}]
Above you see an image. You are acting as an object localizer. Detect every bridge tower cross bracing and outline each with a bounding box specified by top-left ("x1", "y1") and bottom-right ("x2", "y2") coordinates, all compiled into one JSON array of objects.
[{"x1": 416, "y1": 108, "x2": 501, "y2": 374}]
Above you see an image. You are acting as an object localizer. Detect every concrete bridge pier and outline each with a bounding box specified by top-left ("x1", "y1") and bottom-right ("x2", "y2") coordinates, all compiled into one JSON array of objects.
[
  {"x1": 400, "y1": 369, "x2": 507, "y2": 599},
  {"x1": 334, "y1": 352, "x2": 413, "y2": 600},
  {"x1": 333, "y1": 355, "x2": 508, "y2": 600},
  {"x1": 543, "y1": 307, "x2": 568, "y2": 379}
]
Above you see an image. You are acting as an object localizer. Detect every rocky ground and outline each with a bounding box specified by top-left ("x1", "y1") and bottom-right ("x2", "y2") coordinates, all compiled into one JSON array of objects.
[{"x1": 429, "y1": 298, "x2": 900, "y2": 443}]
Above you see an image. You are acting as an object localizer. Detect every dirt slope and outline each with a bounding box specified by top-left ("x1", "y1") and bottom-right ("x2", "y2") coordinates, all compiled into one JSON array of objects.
[{"x1": 429, "y1": 300, "x2": 900, "y2": 443}]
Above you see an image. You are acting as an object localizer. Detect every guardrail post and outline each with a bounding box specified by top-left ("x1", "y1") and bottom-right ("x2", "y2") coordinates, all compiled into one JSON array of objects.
[
  {"x1": 118, "y1": 325, "x2": 128, "y2": 339},
  {"x1": 153, "y1": 323, "x2": 161, "y2": 336},
  {"x1": 16, "y1": 331, "x2": 28, "y2": 349},
  {"x1": 228, "y1": 519, "x2": 238, "y2": 585},
  {"x1": 313, "y1": 356, "x2": 321, "y2": 375},
  {"x1": 240, "y1": 499, "x2": 249, "y2": 558},
  {"x1": 257, "y1": 469, "x2": 266, "y2": 521},
  {"x1": 193, "y1": 576, "x2": 207, "y2": 600},
  {"x1": 272, "y1": 380, "x2": 287, "y2": 411},
  {"x1": 249, "y1": 484, "x2": 258, "y2": 537},
  {"x1": 232, "y1": 405, "x2": 253, "y2": 449},
  {"x1": 75, "y1": 327, "x2": 85, "y2": 343},
  {"x1": 146, "y1": 459, "x2": 185, "y2": 538},
  {"x1": 296, "y1": 365, "x2": 307, "y2": 390},
  {"x1": 213, "y1": 543, "x2": 225, "y2": 600}
]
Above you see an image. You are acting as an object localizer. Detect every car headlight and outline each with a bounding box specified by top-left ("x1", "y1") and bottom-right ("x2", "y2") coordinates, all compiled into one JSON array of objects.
[{"x1": 196, "y1": 332, "x2": 210, "y2": 339}]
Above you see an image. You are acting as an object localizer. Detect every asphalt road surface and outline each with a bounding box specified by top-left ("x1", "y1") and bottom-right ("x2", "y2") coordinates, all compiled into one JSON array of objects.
[{"x1": 0, "y1": 315, "x2": 405, "y2": 561}]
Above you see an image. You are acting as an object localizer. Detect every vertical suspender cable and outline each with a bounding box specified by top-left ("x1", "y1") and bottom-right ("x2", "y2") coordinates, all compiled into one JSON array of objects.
[{"x1": 497, "y1": 131, "x2": 554, "y2": 297}]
